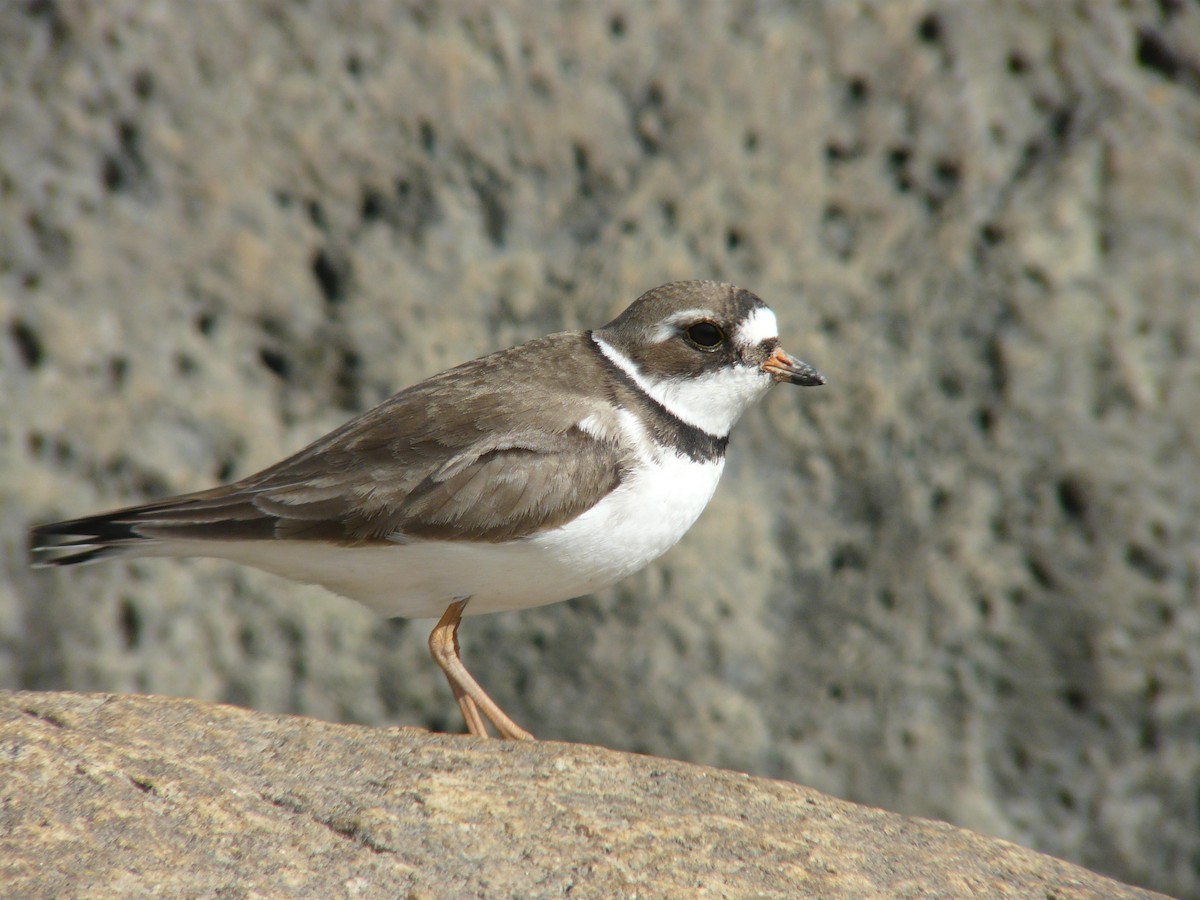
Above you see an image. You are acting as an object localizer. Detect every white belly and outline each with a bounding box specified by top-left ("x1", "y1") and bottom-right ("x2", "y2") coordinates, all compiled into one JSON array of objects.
[{"x1": 172, "y1": 453, "x2": 725, "y2": 619}]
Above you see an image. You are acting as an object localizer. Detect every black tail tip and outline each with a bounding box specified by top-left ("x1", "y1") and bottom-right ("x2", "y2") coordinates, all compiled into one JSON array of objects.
[{"x1": 28, "y1": 515, "x2": 142, "y2": 568}]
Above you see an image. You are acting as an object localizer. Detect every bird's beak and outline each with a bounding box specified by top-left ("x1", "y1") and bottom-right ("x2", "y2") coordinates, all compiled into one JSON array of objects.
[{"x1": 762, "y1": 346, "x2": 825, "y2": 386}]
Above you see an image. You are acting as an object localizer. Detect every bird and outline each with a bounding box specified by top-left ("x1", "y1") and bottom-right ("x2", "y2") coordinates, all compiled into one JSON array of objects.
[{"x1": 29, "y1": 280, "x2": 824, "y2": 740}]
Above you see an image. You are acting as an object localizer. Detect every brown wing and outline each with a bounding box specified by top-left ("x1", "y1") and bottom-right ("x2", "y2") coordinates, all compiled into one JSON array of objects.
[
  {"x1": 235, "y1": 419, "x2": 627, "y2": 543},
  {"x1": 31, "y1": 333, "x2": 632, "y2": 559}
]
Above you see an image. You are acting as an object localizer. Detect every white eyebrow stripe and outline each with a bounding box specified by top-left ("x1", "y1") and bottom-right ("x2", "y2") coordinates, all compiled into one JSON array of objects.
[
  {"x1": 737, "y1": 306, "x2": 779, "y2": 347},
  {"x1": 649, "y1": 308, "x2": 714, "y2": 343}
]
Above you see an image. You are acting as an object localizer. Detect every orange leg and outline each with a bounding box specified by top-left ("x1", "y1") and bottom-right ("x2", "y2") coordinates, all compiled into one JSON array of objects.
[{"x1": 427, "y1": 599, "x2": 534, "y2": 741}]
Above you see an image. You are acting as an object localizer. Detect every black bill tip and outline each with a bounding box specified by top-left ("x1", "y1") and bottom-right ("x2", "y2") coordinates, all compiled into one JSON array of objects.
[{"x1": 763, "y1": 348, "x2": 825, "y2": 386}]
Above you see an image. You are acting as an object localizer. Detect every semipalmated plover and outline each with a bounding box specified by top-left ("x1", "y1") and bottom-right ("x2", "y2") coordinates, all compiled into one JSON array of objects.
[{"x1": 30, "y1": 281, "x2": 823, "y2": 740}]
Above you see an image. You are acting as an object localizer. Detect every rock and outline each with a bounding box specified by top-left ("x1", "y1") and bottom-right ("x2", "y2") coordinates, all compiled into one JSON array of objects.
[
  {"x1": 0, "y1": 691, "x2": 1168, "y2": 898},
  {"x1": 2, "y1": 2, "x2": 1197, "y2": 897}
]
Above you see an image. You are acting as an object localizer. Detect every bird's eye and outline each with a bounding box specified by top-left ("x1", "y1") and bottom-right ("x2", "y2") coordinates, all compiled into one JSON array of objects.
[{"x1": 685, "y1": 322, "x2": 724, "y2": 349}]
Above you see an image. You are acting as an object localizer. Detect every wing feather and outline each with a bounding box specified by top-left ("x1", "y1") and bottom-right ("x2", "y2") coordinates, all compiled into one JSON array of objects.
[{"x1": 31, "y1": 333, "x2": 633, "y2": 558}]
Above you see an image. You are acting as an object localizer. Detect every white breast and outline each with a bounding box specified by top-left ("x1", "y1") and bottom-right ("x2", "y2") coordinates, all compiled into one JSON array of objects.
[{"x1": 523, "y1": 451, "x2": 725, "y2": 606}]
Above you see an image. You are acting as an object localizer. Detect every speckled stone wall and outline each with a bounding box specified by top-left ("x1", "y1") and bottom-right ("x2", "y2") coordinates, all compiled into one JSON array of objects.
[{"x1": 2, "y1": 2, "x2": 1197, "y2": 895}]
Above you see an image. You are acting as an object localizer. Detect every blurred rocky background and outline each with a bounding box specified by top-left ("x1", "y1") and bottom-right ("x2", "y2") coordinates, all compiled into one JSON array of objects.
[{"x1": 1, "y1": 2, "x2": 1197, "y2": 895}]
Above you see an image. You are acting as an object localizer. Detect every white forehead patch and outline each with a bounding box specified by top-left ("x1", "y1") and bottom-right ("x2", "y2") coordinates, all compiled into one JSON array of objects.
[{"x1": 736, "y1": 306, "x2": 779, "y2": 347}]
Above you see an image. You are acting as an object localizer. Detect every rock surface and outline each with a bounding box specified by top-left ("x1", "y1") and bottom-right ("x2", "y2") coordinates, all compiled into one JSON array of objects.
[
  {"x1": 2, "y1": 2, "x2": 1198, "y2": 897},
  {"x1": 0, "y1": 691, "x2": 1170, "y2": 898}
]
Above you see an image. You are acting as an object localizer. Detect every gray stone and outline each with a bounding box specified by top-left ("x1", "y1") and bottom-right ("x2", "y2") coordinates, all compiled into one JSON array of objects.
[
  {"x1": 0, "y1": 691, "x2": 1171, "y2": 898},
  {"x1": 2, "y1": 1, "x2": 1197, "y2": 896}
]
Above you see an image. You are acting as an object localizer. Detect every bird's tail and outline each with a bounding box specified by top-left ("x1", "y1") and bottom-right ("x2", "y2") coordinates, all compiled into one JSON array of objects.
[
  {"x1": 29, "y1": 483, "x2": 278, "y2": 568},
  {"x1": 29, "y1": 507, "x2": 163, "y2": 567}
]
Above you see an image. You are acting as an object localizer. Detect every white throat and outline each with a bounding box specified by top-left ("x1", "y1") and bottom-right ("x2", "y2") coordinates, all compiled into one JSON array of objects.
[{"x1": 592, "y1": 334, "x2": 773, "y2": 438}]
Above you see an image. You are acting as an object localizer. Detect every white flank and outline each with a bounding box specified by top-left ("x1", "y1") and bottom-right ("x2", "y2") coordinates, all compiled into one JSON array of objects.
[
  {"x1": 575, "y1": 413, "x2": 610, "y2": 441},
  {"x1": 153, "y1": 452, "x2": 724, "y2": 619},
  {"x1": 577, "y1": 408, "x2": 655, "y2": 459},
  {"x1": 592, "y1": 334, "x2": 774, "y2": 437}
]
